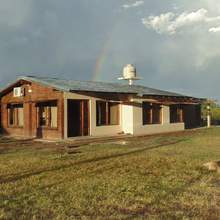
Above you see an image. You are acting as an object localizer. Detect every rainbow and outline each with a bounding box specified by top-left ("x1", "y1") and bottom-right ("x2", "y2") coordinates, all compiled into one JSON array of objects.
[
  {"x1": 93, "y1": 34, "x2": 112, "y2": 81},
  {"x1": 92, "y1": 18, "x2": 123, "y2": 81}
]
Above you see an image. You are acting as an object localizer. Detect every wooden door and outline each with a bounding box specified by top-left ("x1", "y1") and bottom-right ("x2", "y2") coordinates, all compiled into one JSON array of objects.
[{"x1": 68, "y1": 100, "x2": 89, "y2": 137}]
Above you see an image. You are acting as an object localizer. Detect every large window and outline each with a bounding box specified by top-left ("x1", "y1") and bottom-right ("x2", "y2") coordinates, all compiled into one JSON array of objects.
[
  {"x1": 37, "y1": 101, "x2": 58, "y2": 128},
  {"x1": 8, "y1": 104, "x2": 24, "y2": 127},
  {"x1": 170, "y1": 105, "x2": 183, "y2": 123},
  {"x1": 143, "y1": 102, "x2": 161, "y2": 125},
  {"x1": 96, "y1": 101, "x2": 119, "y2": 126}
]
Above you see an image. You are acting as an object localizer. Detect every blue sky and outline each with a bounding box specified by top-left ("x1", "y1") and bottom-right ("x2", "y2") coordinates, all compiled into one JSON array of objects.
[{"x1": 0, "y1": 0, "x2": 220, "y2": 100}]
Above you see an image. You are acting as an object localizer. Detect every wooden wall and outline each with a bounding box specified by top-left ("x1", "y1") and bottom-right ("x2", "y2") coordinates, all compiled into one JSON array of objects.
[{"x1": 0, "y1": 80, "x2": 64, "y2": 139}]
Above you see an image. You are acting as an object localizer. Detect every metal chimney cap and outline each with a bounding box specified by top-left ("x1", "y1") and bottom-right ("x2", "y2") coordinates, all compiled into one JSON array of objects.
[{"x1": 118, "y1": 64, "x2": 141, "y2": 85}]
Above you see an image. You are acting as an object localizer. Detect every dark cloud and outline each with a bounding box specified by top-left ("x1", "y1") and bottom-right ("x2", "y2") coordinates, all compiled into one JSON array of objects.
[{"x1": 0, "y1": 0, "x2": 220, "y2": 101}]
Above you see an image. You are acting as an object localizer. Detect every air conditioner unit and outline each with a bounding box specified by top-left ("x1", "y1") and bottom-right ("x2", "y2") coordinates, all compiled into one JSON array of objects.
[{"x1": 13, "y1": 87, "x2": 24, "y2": 97}]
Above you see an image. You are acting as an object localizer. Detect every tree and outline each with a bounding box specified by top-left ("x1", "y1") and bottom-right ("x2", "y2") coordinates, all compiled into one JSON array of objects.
[{"x1": 201, "y1": 100, "x2": 220, "y2": 125}]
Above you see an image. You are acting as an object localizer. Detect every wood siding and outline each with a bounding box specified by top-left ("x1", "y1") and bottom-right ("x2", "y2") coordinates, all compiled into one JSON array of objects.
[{"x1": 0, "y1": 81, "x2": 64, "y2": 139}]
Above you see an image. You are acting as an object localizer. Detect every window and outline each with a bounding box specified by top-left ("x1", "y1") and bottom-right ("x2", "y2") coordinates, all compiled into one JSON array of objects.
[
  {"x1": 170, "y1": 105, "x2": 183, "y2": 123},
  {"x1": 96, "y1": 101, "x2": 119, "y2": 126},
  {"x1": 143, "y1": 102, "x2": 161, "y2": 125},
  {"x1": 96, "y1": 101, "x2": 107, "y2": 126},
  {"x1": 8, "y1": 104, "x2": 24, "y2": 127},
  {"x1": 37, "y1": 101, "x2": 58, "y2": 128},
  {"x1": 108, "y1": 103, "x2": 119, "y2": 125},
  {"x1": 142, "y1": 102, "x2": 151, "y2": 125},
  {"x1": 152, "y1": 104, "x2": 161, "y2": 124}
]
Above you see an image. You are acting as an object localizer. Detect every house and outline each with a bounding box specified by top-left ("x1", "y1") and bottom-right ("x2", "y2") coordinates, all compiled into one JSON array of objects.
[{"x1": 0, "y1": 75, "x2": 202, "y2": 140}]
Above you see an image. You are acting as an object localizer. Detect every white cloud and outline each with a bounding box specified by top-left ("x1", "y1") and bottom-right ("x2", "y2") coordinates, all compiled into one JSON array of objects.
[
  {"x1": 142, "y1": 8, "x2": 220, "y2": 35},
  {"x1": 172, "y1": 4, "x2": 180, "y2": 11},
  {"x1": 209, "y1": 26, "x2": 220, "y2": 32},
  {"x1": 122, "y1": 1, "x2": 144, "y2": 9}
]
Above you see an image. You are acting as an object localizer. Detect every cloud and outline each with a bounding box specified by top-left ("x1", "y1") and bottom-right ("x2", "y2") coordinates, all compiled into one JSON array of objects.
[
  {"x1": 209, "y1": 26, "x2": 220, "y2": 32},
  {"x1": 172, "y1": 4, "x2": 180, "y2": 11},
  {"x1": 142, "y1": 8, "x2": 220, "y2": 35},
  {"x1": 0, "y1": 0, "x2": 33, "y2": 28},
  {"x1": 122, "y1": 1, "x2": 144, "y2": 9}
]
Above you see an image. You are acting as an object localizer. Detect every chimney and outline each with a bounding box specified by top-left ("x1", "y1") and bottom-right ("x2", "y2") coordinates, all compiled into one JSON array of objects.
[{"x1": 118, "y1": 64, "x2": 140, "y2": 85}]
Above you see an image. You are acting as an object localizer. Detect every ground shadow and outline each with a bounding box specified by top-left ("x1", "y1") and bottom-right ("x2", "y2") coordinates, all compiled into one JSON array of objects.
[{"x1": 0, "y1": 139, "x2": 185, "y2": 185}]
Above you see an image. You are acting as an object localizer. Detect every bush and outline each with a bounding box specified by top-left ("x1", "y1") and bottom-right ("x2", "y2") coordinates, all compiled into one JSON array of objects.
[{"x1": 202, "y1": 102, "x2": 220, "y2": 125}]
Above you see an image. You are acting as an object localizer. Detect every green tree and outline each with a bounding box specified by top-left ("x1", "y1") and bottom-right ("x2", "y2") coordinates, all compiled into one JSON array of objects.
[{"x1": 202, "y1": 100, "x2": 220, "y2": 123}]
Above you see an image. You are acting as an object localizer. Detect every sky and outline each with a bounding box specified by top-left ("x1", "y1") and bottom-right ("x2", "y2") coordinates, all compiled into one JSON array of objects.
[{"x1": 0, "y1": 0, "x2": 220, "y2": 100}]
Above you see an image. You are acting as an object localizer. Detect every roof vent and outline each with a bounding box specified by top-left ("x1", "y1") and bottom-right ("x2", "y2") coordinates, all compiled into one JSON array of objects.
[{"x1": 118, "y1": 64, "x2": 140, "y2": 85}]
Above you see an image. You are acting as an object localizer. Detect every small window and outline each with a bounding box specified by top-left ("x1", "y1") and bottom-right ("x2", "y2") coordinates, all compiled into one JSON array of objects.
[
  {"x1": 96, "y1": 101, "x2": 119, "y2": 126},
  {"x1": 37, "y1": 101, "x2": 58, "y2": 128},
  {"x1": 170, "y1": 105, "x2": 183, "y2": 123},
  {"x1": 143, "y1": 102, "x2": 161, "y2": 125},
  {"x1": 7, "y1": 104, "x2": 24, "y2": 127}
]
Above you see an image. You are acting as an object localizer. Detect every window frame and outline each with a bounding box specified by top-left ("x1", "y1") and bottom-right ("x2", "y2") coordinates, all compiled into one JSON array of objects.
[
  {"x1": 96, "y1": 101, "x2": 120, "y2": 126},
  {"x1": 170, "y1": 104, "x2": 184, "y2": 124},
  {"x1": 143, "y1": 102, "x2": 162, "y2": 125},
  {"x1": 36, "y1": 101, "x2": 58, "y2": 129},
  {"x1": 7, "y1": 103, "x2": 24, "y2": 128}
]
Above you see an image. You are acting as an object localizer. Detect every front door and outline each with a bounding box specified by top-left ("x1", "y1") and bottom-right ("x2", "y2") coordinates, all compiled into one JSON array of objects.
[{"x1": 67, "y1": 100, "x2": 89, "y2": 137}]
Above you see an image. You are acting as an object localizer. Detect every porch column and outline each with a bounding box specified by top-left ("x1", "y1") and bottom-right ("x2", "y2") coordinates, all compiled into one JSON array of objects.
[
  {"x1": 162, "y1": 105, "x2": 170, "y2": 124},
  {"x1": 24, "y1": 102, "x2": 33, "y2": 137},
  {"x1": 121, "y1": 103, "x2": 134, "y2": 134},
  {"x1": 64, "y1": 99, "x2": 68, "y2": 138}
]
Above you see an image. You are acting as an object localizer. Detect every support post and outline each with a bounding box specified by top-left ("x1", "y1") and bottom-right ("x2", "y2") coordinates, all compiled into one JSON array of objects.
[{"x1": 207, "y1": 104, "x2": 211, "y2": 128}]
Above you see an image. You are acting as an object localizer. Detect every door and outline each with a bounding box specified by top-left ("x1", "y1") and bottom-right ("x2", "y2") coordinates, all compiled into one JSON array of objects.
[
  {"x1": 67, "y1": 100, "x2": 89, "y2": 137},
  {"x1": 183, "y1": 104, "x2": 201, "y2": 129}
]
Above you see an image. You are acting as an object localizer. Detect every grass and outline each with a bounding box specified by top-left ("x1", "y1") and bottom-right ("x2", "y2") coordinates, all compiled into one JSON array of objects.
[{"x1": 1, "y1": 128, "x2": 220, "y2": 219}]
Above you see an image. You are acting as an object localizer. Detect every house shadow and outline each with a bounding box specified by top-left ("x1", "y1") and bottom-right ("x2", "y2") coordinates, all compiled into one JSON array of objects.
[{"x1": 0, "y1": 139, "x2": 185, "y2": 185}]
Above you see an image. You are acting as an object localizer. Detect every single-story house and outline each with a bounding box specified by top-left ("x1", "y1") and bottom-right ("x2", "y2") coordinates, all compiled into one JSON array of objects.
[{"x1": 0, "y1": 76, "x2": 202, "y2": 139}]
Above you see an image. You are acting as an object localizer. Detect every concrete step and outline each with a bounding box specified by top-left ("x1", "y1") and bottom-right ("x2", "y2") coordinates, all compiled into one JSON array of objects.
[{"x1": 65, "y1": 134, "x2": 132, "y2": 148}]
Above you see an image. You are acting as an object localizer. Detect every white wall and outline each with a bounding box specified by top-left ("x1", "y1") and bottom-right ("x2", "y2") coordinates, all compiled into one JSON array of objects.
[
  {"x1": 63, "y1": 92, "x2": 122, "y2": 138},
  {"x1": 132, "y1": 102, "x2": 184, "y2": 135},
  {"x1": 90, "y1": 102, "x2": 122, "y2": 136},
  {"x1": 64, "y1": 92, "x2": 185, "y2": 138}
]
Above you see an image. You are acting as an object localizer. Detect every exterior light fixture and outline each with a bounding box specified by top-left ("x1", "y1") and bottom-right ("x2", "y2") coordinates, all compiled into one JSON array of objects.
[{"x1": 27, "y1": 85, "x2": 32, "y2": 93}]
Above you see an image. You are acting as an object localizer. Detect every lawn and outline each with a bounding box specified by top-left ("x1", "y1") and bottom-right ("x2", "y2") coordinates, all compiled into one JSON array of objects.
[{"x1": 1, "y1": 128, "x2": 220, "y2": 219}]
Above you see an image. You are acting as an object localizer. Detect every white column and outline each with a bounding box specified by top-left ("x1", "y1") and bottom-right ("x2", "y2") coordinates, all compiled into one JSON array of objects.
[
  {"x1": 207, "y1": 115, "x2": 211, "y2": 128},
  {"x1": 207, "y1": 104, "x2": 211, "y2": 128},
  {"x1": 121, "y1": 104, "x2": 134, "y2": 134},
  {"x1": 64, "y1": 98, "x2": 68, "y2": 138},
  {"x1": 162, "y1": 105, "x2": 170, "y2": 124}
]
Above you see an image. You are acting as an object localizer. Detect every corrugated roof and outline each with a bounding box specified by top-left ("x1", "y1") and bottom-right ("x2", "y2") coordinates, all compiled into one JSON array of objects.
[{"x1": 18, "y1": 76, "x2": 192, "y2": 98}]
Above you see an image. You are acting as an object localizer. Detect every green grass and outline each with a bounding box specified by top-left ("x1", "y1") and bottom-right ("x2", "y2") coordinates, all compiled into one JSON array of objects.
[{"x1": 1, "y1": 128, "x2": 220, "y2": 219}]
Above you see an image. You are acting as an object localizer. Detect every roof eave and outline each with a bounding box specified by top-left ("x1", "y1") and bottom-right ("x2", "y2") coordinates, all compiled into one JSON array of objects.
[{"x1": 19, "y1": 76, "x2": 69, "y2": 93}]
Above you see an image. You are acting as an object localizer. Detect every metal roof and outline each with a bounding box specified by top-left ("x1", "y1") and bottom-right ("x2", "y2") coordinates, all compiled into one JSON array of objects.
[{"x1": 17, "y1": 75, "x2": 193, "y2": 98}]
